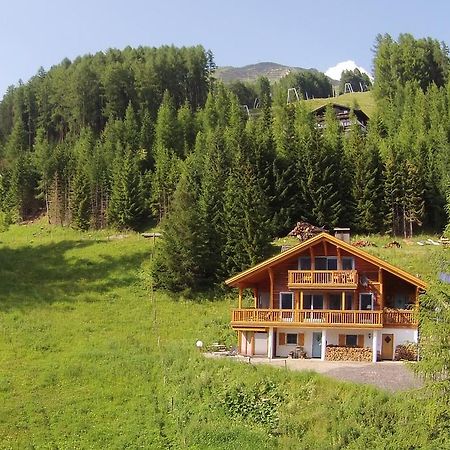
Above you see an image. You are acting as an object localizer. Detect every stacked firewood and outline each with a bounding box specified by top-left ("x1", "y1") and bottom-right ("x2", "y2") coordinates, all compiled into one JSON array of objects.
[
  {"x1": 352, "y1": 240, "x2": 376, "y2": 248},
  {"x1": 325, "y1": 346, "x2": 372, "y2": 362},
  {"x1": 288, "y1": 221, "x2": 327, "y2": 241},
  {"x1": 394, "y1": 343, "x2": 418, "y2": 361}
]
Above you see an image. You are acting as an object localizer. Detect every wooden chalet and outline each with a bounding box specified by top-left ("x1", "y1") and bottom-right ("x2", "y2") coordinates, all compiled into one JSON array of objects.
[
  {"x1": 312, "y1": 103, "x2": 369, "y2": 132},
  {"x1": 225, "y1": 232, "x2": 426, "y2": 362}
]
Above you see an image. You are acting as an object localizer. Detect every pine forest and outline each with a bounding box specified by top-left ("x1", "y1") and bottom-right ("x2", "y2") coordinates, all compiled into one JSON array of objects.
[{"x1": 1, "y1": 35, "x2": 450, "y2": 290}]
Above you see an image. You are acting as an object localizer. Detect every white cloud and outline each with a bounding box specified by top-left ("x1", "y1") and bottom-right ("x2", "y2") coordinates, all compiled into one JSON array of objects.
[{"x1": 325, "y1": 60, "x2": 373, "y2": 81}]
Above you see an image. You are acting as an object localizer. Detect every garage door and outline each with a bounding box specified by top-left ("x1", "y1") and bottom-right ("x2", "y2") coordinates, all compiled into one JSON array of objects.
[{"x1": 254, "y1": 333, "x2": 268, "y2": 356}]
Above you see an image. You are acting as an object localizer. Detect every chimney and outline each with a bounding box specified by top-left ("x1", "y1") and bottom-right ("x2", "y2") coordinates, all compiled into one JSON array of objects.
[{"x1": 334, "y1": 227, "x2": 350, "y2": 243}]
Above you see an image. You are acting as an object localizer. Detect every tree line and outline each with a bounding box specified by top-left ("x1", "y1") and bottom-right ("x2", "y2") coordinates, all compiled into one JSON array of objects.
[{"x1": 0, "y1": 35, "x2": 450, "y2": 289}]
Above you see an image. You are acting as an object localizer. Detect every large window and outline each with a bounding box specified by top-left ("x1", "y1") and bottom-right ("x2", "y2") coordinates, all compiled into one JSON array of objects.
[
  {"x1": 315, "y1": 257, "x2": 337, "y2": 270},
  {"x1": 303, "y1": 294, "x2": 324, "y2": 309},
  {"x1": 342, "y1": 257, "x2": 355, "y2": 270},
  {"x1": 280, "y1": 292, "x2": 294, "y2": 309},
  {"x1": 345, "y1": 293, "x2": 353, "y2": 310},
  {"x1": 298, "y1": 257, "x2": 311, "y2": 270},
  {"x1": 328, "y1": 294, "x2": 341, "y2": 310},
  {"x1": 360, "y1": 293, "x2": 374, "y2": 310}
]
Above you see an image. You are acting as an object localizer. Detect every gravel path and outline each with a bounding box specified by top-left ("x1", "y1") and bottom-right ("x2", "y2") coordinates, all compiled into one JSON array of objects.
[{"x1": 233, "y1": 357, "x2": 423, "y2": 392}]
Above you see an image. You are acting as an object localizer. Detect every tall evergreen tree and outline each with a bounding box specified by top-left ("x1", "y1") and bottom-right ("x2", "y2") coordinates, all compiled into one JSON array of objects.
[{"x1": 108, "y1": 146, "x2": 144, "y2": 229}]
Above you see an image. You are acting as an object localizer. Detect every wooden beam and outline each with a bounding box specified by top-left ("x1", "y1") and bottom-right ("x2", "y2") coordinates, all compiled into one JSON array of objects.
[
  {"x1": 300, "y1": 291, "x2": 304, "y2": 310},
  {"x1": 323, "y1": 241, "x2": 328, "y2": 256},
  {"x1": 310, "y1": 246, "x2": 315, "y2": 270},
  {"x1": 379, "y1": 268, "x2": 384, "y2": 309},
  {"x1": 295, "y1": 291, "x2": 300, "y2": 310},
  {"x1": 253, "y1": 287, "x2": 258, "y2": 308},
  {"x1": 238, "y1": 285, "x2": 243, "y2": 309},
  {"x1": 269, "y1": 267, "x2": 274, "y2": 309},
  {"x1": 341, "y1": 291, "x2": 346, "y2": 310},
  {"x1": 337, "y1": 247, "x2": 341, "y2": 270}
]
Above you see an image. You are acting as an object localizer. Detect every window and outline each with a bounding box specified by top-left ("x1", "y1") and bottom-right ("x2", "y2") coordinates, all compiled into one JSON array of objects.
[
  {"x1": 286, "y1": 333, "x2": 297, "y2": 345},
  {"x1": 315, "y1": 257, "x2": 327, "y2": 270},
  {"x1": 346, "y1": 335, "x2": 357, "y2": 346},
  {"x1": 280, "y1": 292, "x2": 294, "y2": 309},
  {"x1": 345, "y1": 293, "x2": 353, "y2": 310},
  {"x1": 327, "y1": 257, "x2": 338, "y2": 270},
  {"x1": 360, "y1": 293, "x2": 374, "y2": 310},
  {"x1": 315, "y1": 256, "x2": 337, "y2": 270},
  {"x1": 342, "y1": 257, "x2": 355, "y2": 270},
  {"x1": 328, "y1": 294, "x2": 341, "y2": 310},
  {"x1": 299, "y1": 257, "x2": 311, "y2": 270},
  {"x1": 303, "y1": 294, "x2": 324, "y2": 309}
]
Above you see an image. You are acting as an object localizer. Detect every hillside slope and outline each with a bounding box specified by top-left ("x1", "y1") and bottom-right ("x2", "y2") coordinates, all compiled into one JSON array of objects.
[
  {"x1": 0, "y1": 222, "x2": 448, "y2": 448},
  {"x1": 215, "y1": 62, "x2": 327, "y2": 84}
]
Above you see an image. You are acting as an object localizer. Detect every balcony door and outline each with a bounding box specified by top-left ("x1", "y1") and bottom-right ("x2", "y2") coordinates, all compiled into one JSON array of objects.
[
  {"x1": 280, "y1": 292, "x2": 294, "y2": 322},
  {"x1": 315, "y1": 257, "x2": 337, "y2": 271},
  {"x1": 304, "y1": 294, "x2": 324, "y2": 309},
  {"x1": 280, "y1": 292, "x2": 294, "y2": 309},
  {"x1": 360, "y1": 293, "x2": 374, "y2": 310}
]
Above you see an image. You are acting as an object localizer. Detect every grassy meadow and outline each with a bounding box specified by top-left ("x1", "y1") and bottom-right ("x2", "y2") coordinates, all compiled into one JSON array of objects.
[
  {"x1": 304, "y1": 91, "x2": 376, "y2": 117},
  {"x1": 0, "y1": 222, "x2": 449, "y2": 449}
]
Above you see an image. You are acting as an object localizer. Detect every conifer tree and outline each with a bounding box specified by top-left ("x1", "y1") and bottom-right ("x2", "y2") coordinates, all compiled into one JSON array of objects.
[
  {"x1": 222, "y1": 158, "x2": 271, "y2": 277},
  {"x1": 108, "y1": 146, "x2": 144, "y2": 229},
  {"x1": 196, "y1": 130, "x2": 228, "y2": 280},
  {"x1": 152, "y1": 157, "x2": 205, "y2": 291},
  {"x1": 70, "y1": 130, "x2": 94, "y2": 230}
]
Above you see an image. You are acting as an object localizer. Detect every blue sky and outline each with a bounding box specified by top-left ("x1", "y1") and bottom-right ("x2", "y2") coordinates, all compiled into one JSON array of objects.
[{"x1": 1, "y1": 0, "x2": 450, "y2": 97}]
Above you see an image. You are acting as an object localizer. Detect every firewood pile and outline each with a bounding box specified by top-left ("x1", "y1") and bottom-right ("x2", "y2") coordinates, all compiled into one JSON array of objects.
[
  {"x1": 288, "y1": 221, "x2": 327, "y2": 241},
  {"x1": 352, "y1": 240, "x2": 376, "y2": 248},
  {"x1": 325, "y1": 345, "x2": 372, "y2": 362},
  {"x1": 394, "y1": 342, "x2": 418, "y2": 361},
  {"x1": 384, "y1": 241, "x2": 402, "y2": 248}
]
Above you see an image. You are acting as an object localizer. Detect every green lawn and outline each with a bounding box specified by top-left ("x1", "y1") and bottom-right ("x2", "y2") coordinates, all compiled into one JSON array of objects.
[{"x1": 0, "y1": 222, "x2": 449, "y2": 448}]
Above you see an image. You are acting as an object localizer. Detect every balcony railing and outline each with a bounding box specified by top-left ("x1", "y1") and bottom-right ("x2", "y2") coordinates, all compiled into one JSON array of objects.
[
  {"x1": 231, "y1": 308, "x2": 418, "y2": 328},
  {"x1": 232, "y1": 308, "x2": 383, "y2": 327},
  {"x1": 288, "y1": 270, "x2": 358, "y2": 289}
]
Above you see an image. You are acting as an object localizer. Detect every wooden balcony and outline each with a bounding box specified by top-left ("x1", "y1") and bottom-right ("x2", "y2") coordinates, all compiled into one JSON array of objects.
[
  {"x1": 288, "y1": 270, "x2": 358, "y2": 289},
  {"x1": 383, "y1": 309, "x2": 417, "y2": 327},
  {"x1": 232, "y1": 308, "x2": 383, "y2": 328},
  {"x1": 232, "y1": 308, "x2": 418, "y2": 328}
]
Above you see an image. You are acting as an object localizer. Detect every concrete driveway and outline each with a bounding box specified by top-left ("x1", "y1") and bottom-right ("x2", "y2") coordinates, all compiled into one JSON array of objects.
[{"x1": 238, "y1": 357, "x2": 423, "y2": 392}]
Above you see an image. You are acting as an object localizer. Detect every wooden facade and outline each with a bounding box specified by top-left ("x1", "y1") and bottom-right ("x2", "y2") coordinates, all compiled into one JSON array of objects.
[{"x1": 226, "y1": 233, "x2": 426, "y2": 361}]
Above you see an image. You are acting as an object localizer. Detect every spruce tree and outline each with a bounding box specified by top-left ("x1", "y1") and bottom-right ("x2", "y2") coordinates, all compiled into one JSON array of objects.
[
  {"x1": 152, "y1": 157, "x2": 205, "y2": 291},
  {"x1": 108, "y1": 146, "x2": 144, "y2": 229},
  {"x1": 222, "y1": 158, "x2": 271, "y2": 277}
]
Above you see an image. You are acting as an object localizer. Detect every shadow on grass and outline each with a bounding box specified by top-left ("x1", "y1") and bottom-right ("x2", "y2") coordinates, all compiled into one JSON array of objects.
[{"x1": 0, "y1": 239, "x2": 148, "y2": 311}]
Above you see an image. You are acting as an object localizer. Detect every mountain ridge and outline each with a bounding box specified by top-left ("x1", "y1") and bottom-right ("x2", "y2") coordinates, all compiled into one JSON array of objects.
[{"x1": 215, "y1": 61, "x2": 331, "y2": 84}]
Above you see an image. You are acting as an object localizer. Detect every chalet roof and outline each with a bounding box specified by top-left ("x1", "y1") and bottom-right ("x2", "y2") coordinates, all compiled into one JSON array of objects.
[{"x1": 225, "y1": 232, "x2": 427, "y2": 290}]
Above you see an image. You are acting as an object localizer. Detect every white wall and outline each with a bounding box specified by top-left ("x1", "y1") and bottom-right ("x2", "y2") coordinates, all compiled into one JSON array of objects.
[
  {"x1": 269, "y1": 327, "x2": 417, "y2": 359},
  {"x1": 276, "y1": 328, "x2": 314, "y2": 358}
]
